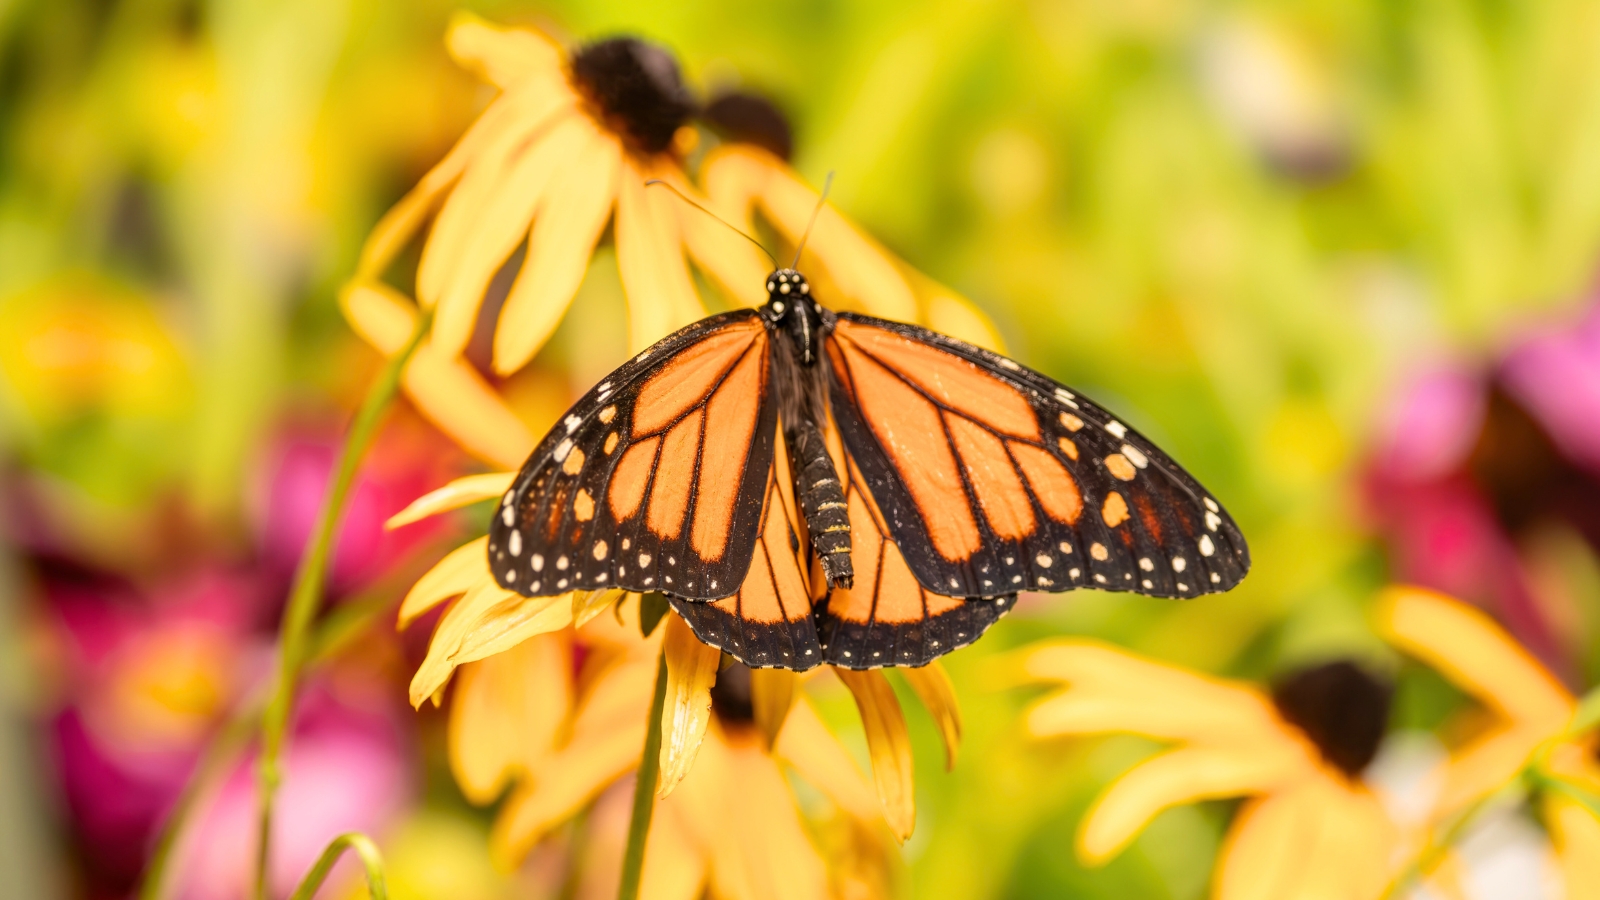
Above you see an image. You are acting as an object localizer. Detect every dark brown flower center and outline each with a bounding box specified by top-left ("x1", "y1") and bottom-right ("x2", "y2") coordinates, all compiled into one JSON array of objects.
[
  {"x1": 569, "y1": 38, "x2": 696, "y2": 155},
  {"x1": 710, "y1": 659, "x2": 754, "y2": 724},
  {"x1": 1271, "y1": 660, "x2": 1392, "y2": 778},
  {"x1": 702, "y1": 91, "x2": 794, "y2": 161}
]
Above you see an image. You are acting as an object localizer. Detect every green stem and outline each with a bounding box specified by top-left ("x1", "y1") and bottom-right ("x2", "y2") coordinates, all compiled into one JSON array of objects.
[
  {"x1": 285, "y1": 832, "x2": 387, "y2": 900},
  {"x1": 253, "y1": 316, "x2": 428, "y2": 900},
  {"x1": 617, "y1": 652, "x2": 668, "y2": 900},
  {"x1": 1378, "y1": 778, "x2": 1525, "y2": 899}
]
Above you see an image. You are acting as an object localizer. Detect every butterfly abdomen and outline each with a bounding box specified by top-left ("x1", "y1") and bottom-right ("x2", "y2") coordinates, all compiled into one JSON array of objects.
[{"x1": 791, "y1": 418, "x2": 853, "y2": 589}]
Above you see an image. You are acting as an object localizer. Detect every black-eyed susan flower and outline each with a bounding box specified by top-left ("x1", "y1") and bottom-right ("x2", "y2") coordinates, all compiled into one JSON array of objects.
[
  {"x1": 389, "y1": 472, "x2": 966, "y2": 853},
  {"x1": 1022, "y1": 641, "x2": 1397, "y2": 899},
  {"x1": 1376, "y1": 586, "x2": 1600, "y2": 891}
]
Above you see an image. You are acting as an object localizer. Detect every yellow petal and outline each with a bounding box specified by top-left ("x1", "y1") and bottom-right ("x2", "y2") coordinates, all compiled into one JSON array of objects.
[
  {"x1": 409, "y1": 576, "x2": 520, "y2": 705},
  {"x1": 445, "y1": 12, "x2": 564, "y2": 91},
  {"x1": 448, "y1": 631, "x2": 572, "y2": 803},
  {"x1": 721, "y1": 734, "x2": 832, "y2": 900},
  {"x1": 1434, "y1": 722, "x2": 1548, "y2": 816},
  {"x1": 1547, "y1": 793, "x2": 1600, "y2": 899},
  {"x1": 572, "y1": 589, "x2": 625, "y2": 629},
  {"x1": 432, "y1": 115, "x2": 591, "y2": 358},
  {"x1": 774, "y1": 696, "x2": 879, "y2": 823},
  {"x1": 835, "y1": 668, "x2": 916, "y2": 841},
  {"x1": 902, "y1": 662, "x2": 962, "y2": 771},
  {"x1": 416, "y1": 88, "x2": 571, "y2": 309},
  {"x1": 920, "y1": 285, "x2": 1004, "y2": 353},
  {"x1": 491, "y1": 651, "x2": 658, "y2": 864},
  {"x1": 1217, "y1": 776, "x2": 1395, "y2": 900},
  {"x1": 1079, "y1": 744, "x2": 1309, "y2": 865},
  {"x1": 451, "y1": 593, "x2": 573, "y2": 666},
  {"x1": 639, "y1": 799, "x2": 710, "y2": 900},
  {"x1": 386, "y1": 472, "x2": 516, "y2": 530},
  {"x1": 1023, "y1": 640, "x2": 1290, "y2": 745},
  {"x1": 615, "y1": 159, "x2": 706, "y2": 352},
  {"x1": 670, "y1": 171, "x2": 769, "y2": 308},
  {"x1": 340, "y1": 282, "x2": 534, "y2": 468},
  {"x1": 398, "y1": 537, "x2": 490, "y2": 628},
  {"x1": 493, "y1": 132, "x2": 621, "y2": 374},
  {"x1": 750, "y1": 668, "x2": 796, "y2": 750},
  {"x1": 1378, "y1": 586, "x2": 1573, "y2": 731},
  {"x1": 702, "y1": 146, "x2": 916, "y2": 320},
  {"x1": 658, "y1": 614, "x2": 721, "y2": 798}
]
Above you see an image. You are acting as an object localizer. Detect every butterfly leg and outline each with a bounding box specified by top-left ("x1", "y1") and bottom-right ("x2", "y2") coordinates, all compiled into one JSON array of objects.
[{"x1": 790, "y1": 419, "x2": 853, "y2": 589}]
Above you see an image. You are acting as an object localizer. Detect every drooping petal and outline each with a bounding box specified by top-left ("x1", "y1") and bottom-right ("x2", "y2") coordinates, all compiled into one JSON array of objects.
[
  {"x1": 572, "y1": 589, "x2": 626, "y2": 628},
  {"x1": 386, "y1": 472, "x2": 516, "y2": 530},
  {"x1": 1078, "y1": 744, "x2": 1310, "y2": 865},
  {"x1": 1547, "y1": 794, "x2": 1600, "y2": 899},
  {"x1": 432, "y1": 114, "x2": 590, "y2": 358},
  {"x1": 448, "y1": 631, "x2": 572, "y2": 803},
  {"x1": 397, "y1": 536, "x2": 490, "y2": 627},
  {"x1": 1378, "y1": 586, "x2": 1573, "y2": 730},
  {"x1": 774, "y1": 697, "x2": 880, "y2": 823},
  {"x1": 491, "y1": 650, "x2": 659, "y2": 863},
  {"x1": 445, "y1": 12, "x2": 564, "y2": 91},
  {"x1": 451, "y1": 592, "x2": 572, "y2": 665},
  {"x1": 417, "y1": 88, "x2": 572, "y2": 310},
  {"x1": 493, "y1": 131, "x2": 622, "y2": 374},
  {"x1": 1023, "y1": 640, "x2": 1290, "y2": 745},
  {"x1": 702, "y1": 145, "x2": 917, "y2": 320},
  {"x1": 750, "y1": 668, "x2": 796, "y2": 750},
  {"x1": 615, "y1": 158, "x2": 706, "y2": 352},
  {"x1": 658, "y1": 614, "x2": 722, "y2": 798},
  {"x1": 902, "y1": 662, "x2": 962, "y2": 771},
  {"x1": 410, "y1": 577, "x2": 524, "y2": 705},
  {"x1": 340, "y1": 282, "x2": 534, "y2": 468},
  {"x1": 835, "y1": 668, "x2": 916, "y2": 841}
]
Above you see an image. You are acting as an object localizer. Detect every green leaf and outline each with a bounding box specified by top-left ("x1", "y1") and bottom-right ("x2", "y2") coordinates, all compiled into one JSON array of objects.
[{"x1": 639, "y1": 592, "x2": 670, "y2": 637}]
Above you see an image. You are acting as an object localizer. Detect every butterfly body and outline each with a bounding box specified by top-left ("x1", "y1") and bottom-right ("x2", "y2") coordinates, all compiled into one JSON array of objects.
[{"x1": 489, "y1": 267, "x2": 1249, "y2": 670}]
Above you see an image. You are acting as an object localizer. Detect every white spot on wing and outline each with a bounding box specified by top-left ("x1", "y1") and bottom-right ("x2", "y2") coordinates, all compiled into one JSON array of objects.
[
  {"x1": 1204, "y1": 497, "x2": 1220, "y2": 513},
  {"x1": 1105, "y1": 420, "x2": 1127, "y2": 439},
  {"x1": 1121, "y1": 445, "x2": 1149, "y2": 468},
  {"x1": 532, "y1": 554, "x2": 544, "y2": 572},
  {"x1": 564, "y1": 415, "x2": 581, "y2": 434},
  {"x1": 509, "y1": 531, "x2": 522, "y2": 557},
  {"x1": 502, "y1": 506, "x2": 514, "y2": 527},
  {"x1": 1199, "y1": 535, "x2": 1216, "y2": 556},
  {"x1": 553, "y1": 439, "x2": 573, "y2": 463},
  {"x1": 998, "y1": 358, "x2": 1020, "y2": 371},
  {"x1": 1205, "y1": 511, "x2": 1222, "y2": 531},
  {"x1": 1172, "y1": 556, "x2": 1186, "y2": 572}
]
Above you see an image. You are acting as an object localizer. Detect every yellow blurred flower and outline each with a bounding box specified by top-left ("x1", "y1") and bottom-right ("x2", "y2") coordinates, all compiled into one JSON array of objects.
[
  {"x1": 1022, "y1": 641, "x2": 1397, "y2": 900},
  {"x1": 391, "y1": 473, "x2": 966, "y2": 864},
  {"x1": 1376, "y1": 586, "x2": 1600, "y2": 893}
]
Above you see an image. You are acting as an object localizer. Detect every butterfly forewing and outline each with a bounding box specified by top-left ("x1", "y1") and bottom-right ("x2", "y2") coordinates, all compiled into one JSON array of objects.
[
  {"x1": 490, "y1": 311, "x2": 776, "y2": 599},
  {"x1": 824, "y1": 314, "x2": 1249, "y2": 600},
  {"x1": 670, "y1": 426, "x2": 825, "y2": 669}
]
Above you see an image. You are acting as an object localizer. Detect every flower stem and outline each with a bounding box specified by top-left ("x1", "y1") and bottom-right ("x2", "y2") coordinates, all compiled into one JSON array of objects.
[
  {"x1": 252, "y1": 316, "x2": 428, "y2": 900},
  {"x1": 1379, "y1": 778, "x2": 1525, "y2": 899},
  {"x1": 617, "y1": 651, "x2": 668, "y2": 900},
  {"x1": 285, "y1": 832, "x2": 387, "y2": 900}
]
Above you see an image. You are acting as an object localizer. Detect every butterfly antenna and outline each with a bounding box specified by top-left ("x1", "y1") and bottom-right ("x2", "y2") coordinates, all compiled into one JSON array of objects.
[
  {"x1": 644, "y1": 179, "x2": 778, "y2": 269},
  {"x1": 791, "y1": 171, "x2": 834, "y2": 269}
]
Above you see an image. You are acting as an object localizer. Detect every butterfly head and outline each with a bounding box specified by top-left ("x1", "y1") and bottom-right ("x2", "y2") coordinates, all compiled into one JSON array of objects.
[{"x1": 763, "y1": 268, "x2": 825, "y2": 364}]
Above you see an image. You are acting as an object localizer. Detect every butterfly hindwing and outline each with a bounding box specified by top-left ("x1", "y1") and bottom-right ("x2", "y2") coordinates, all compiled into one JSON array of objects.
[
  {"x1": 815, "y1": 422, "x2": 1013, "y2": 669},
  {"x1": 671, "y1": 425, "x2": 824, "y2": 669},
  {"x1": 824, "y1": 313, "x2": 1249, "y2": 600},
  {"x1": 490, "y1": 311, "x2": 777, "y2": 600}
]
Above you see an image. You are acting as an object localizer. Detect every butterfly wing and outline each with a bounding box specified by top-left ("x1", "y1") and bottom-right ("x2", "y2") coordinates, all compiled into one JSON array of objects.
[
  {"x1": 490, "y1": 311, "x2": 777, "y2": 599},
  {"x1": 670, "y1": 425, "x2": 825, "y2": 670},
  {"x1": 815, "y1": 422, "x2": 1013, "y2": 669},
  {"x1": 823, "y1": 313, "x2": 1249, "y2": 599}
]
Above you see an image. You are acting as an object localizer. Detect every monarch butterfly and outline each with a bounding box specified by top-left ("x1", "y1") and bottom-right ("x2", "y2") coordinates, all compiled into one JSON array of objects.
[{"x1": 488, "y1": 217, "x2": 1248, "y2": 672}]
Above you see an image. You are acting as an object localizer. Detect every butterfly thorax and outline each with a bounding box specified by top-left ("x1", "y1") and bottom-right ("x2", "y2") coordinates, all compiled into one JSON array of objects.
[{"x1": 761, "y1": 269, "x2": 826, "y2": 365}]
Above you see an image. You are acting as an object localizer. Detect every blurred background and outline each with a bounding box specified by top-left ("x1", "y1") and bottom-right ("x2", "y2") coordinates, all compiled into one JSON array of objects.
[{"x1": 6, "y1": 0, "x2": 1600, "y2": 897}]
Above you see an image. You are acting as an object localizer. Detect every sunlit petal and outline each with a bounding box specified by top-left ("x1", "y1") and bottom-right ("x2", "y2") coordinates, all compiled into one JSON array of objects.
[
  {"x1": 397, "y1": 536, "x2": 490, "y2": 627},
  {"x1": 1435, "y1": 723, "x2": 1548, "y2": 816},
  {"x1": 416, "y1": 89, "x2": 571, "y2": 310},
  {"x1": 670, "y1": 170, "x2": 769, "y2": 308},
  {"x1": 722, "y1": 733, "x2": 832, "y2": 900},
  {"x1": 409, "y1": 577, "x2": 524, "y2": 705},
  {"x1": 491, "y1": 651, "x2": 658, "y2": 863},
  {"x1": 1213, "y1": 782, "x2": 1318, "y2": 900},
  {"x1": 616, "y1": 158, "x2": 706, "y2": 352},
  {"x1": 340, "y1": 282, "x2": 534, "y2": 468},
  {"x1": 750, "y1": 668, "x2": 797, "y2": 750},
  {"x1": 835, "y1": 668, "x2": 916, "y2": 841},
  {"x1": 902, "y1": 662, "x2": 962, "y2": 770},
  {"x1": 702, "y1": 145, "x2": 917, "y2": 320},
  {"x1": 451, "y1": 592, "x2": 572, "y2": 666},
  {"x1": 1547, "y1": 794, "x2": 1600, "y2": 899},
  {"x1": 448, "y1": 632, "x2": 572, "y2": 803},
  {"x1": 386, "y1": 472, "x2": 515, "y2": 530},
  {"x1": 493, "y1": 132, "x2": 622, "y2": 374},
  {"x1": 445, "y1": 12, "x2": 564, "y2": 91},
  {"x1": 1216, "y1": 776, "x2": 1394, "y2": 900},
  {"x1": 658, "y1": 614, "x2": 721, "y2": 798},
  {"x1": 1079, "y1": 744, "x2": 1309, "y2": 865},
  {"x1": 572, "y1": 588, "x2": 626, "y2": 628},
  {"x1": 640, "y1": 799, "x2": 709, "y2": 900},
  {"x1": 1378, "y1": 586, "x2": 1574, "y2": 729},
  {"x1": 919, "y1": 283, "x2": 1004, "y2": 352},
  {"x1": 774, "y1": 697, "x2": 880, "y2": 823}
]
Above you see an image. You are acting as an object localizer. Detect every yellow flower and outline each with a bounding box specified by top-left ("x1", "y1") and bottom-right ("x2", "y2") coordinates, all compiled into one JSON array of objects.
[
  {"x1": 1376, "y1": 586, "x2": 1600, "y2": 893},
  {"x1": 1022, "y1": 640, "x2": 1397, "y2": 899},
  {"x1": 390, "y1": 473, "x2": 966, "y2": 857},
  {"x1": 344, "y1": 16, "x2": 770, "y2": 467}
]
